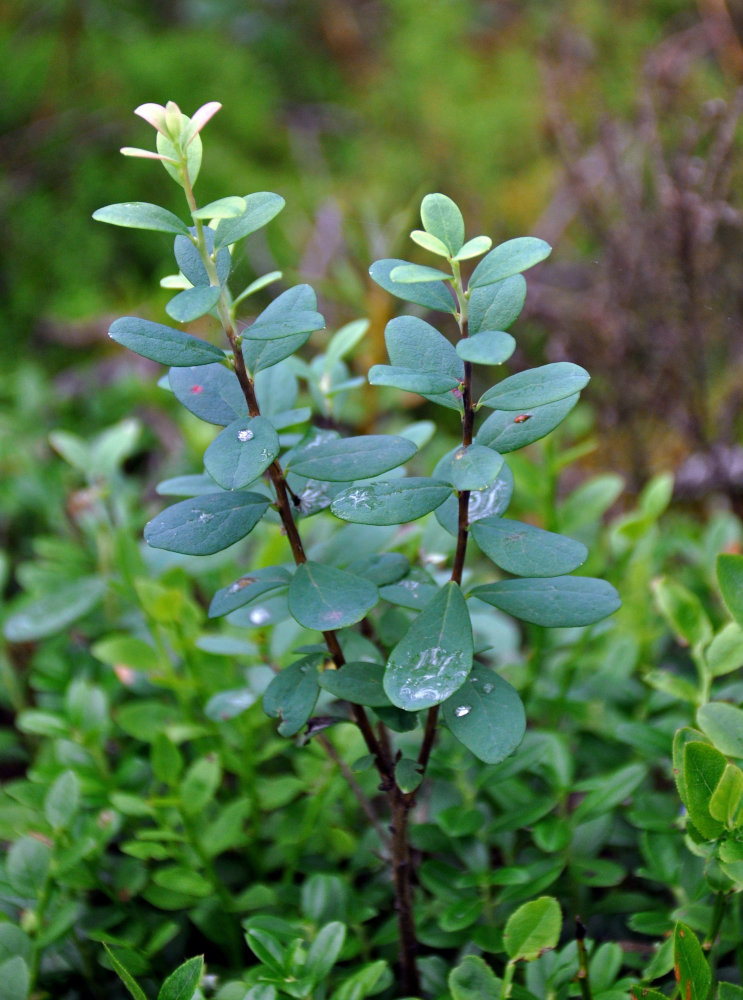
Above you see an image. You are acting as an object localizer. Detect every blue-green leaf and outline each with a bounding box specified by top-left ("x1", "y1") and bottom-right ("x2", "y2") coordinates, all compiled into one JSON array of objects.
[
  {"x1": 435, "y1": 465, "x2": 514, "y2": 535},
  {"x1": 456, "y1": 331, "x2": 516, "y2": 365},
  {"x1": 169, "y1": 363, "x2": 246, "y2": 425},
  {"x1": 192, "y1": 195, "x2": 247, "y2": 220},
  {"x1": 166, "y1": 284, "x2": 222, "y2": 323},
  {"x1": 318, "y1": 662, "x2": 391, "y2": 707},
  {"x1": 369, "y1": 259, "x2": 457, "y2": 314},
  {"x1": 384, "y1": 314, "x2": 464, "y2": 410},
  {"x1": 93, "y1": 202, "x2": 190, "y2": 235},
  {"x1": 478, "y1": 363, "x2": 589, "y2": 410},
  {"x1": 174, "y1": 226, "x2": 231, "y2": 287},
  {"x1": 471, "y1": 518, "x2": 587, "y2": 577},
  {"x1": 420, "y1": 193, "x2": 465, "y2": 255},
  {"x1": 4, "y1": 576, "x2": 106, "y2": 642},
  {"x1": 331, "y1": 478, "x2": 451, "y2": 525},
  {"x1": 390, "y1": 263, "x2": 452, "y2": 283},
  {"x1": 469, "y1": 275, "x2": 526, "y2": 334},
  {"x1": 368, "y1": 365, "x2": 460, "y2": 395},
  {"x1": 109, "y1": 317, "x2": 225, "y2": 367},
  {"x1": 470, "y1": 576, "x2": 621, "y2": 627},
  {"x1": 244, "y1": 284, "x2": 324, "y2": 341},
  {"x1": 437, "y1": 444, "x2": 504, "y2": 492},
  {"x1": 0, "y1": 956, "x2": 30, "y2": 1000},
  {"x1": 469, "y1": 237, "x2": 551, "y2": 289},
  {"x1": 144, "y1": 493, "x2": 269, "y2": 555},
  {"x1": 443, "y1": 671, "x2": 525, "y2": 764},
  {"x1": 156, "y1": 473, "x2": 223, "y2": 497},
  {"x1": 209, "y1": 566, "x2": 291, "y2": 618},
  {"x1": 384, "y1": 582, "x2": 473, "y2": 710},
  {"x1": 213, "y1": 192, "x2": 285, "y2": 249},
  {"x1": 475, "y1": 394, "x2": 579, "y2": 453},
  {"x1": 263, "y1": 654, "x2": 322, "y2": 736},
  {"x1": 453, "y1": 236, "x2": 493, "y2": 261},
  {"x1": 288, "y1": 562, "x2": 378, "y2": 630},
  {"x1": 289, "y1": 435, "x2": 417, "y2": 482},
  {"x1": 204, "y1": 416, "x2": 280, "y2": 490}
]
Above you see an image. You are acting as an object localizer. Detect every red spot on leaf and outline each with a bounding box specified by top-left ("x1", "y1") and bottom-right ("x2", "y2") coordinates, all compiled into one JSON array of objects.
[
  {"x1": 190, "y1": 385, "x2": 204, "y2": 394},
  {"x1": 514, "y1": 414, "x2": 532, "y2": 423}
]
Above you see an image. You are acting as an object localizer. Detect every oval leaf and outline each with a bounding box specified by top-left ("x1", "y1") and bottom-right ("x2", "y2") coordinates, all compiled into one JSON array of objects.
[
  {"x1": 144, "y1": 493, "x2": 269, "y2": 555},
  {"x1": 683, "y1": 741, "x2": 726, "y2": 839},
  {"x1": 717, "y1": 553, "x2": 743, "y2": 628},
  {"x1": 390, "y1": 263, "x2": 452, "y2": 283},
  {"x1": 166, "y1": 284, "x2": 222, "y2": 323},
  {"x1": 384, "y1": 582, "x2": 473, "y2": 711},
  {"x1": 93, "y1": 202, "x2": 190, "y2": 235},
  {"x1": 674, "y1": 924, "x2": 711, "y2": 1000},
  {"x1": 503, "y1": 896, "x2": 561, "y2": 961},
  {"x1": 244, "y1": 284, "x2": 325, "y2": 342},
  {"x1": 369, "y1": 259, "x2": 457, "y2": 314},
  {"x1": 470, "y1": 576, "x2": 621, "y2": 627},
  {"x1": 174, "y1": 226, "x2": 231, "y2": 287},
  {"x1": 331, "y1": 478, "x2": 452, "y2": 525},
  {"x1": 157, "y1": 955, "x2": 204, "y2": 1000},
  {"x1": 213, "y1": 191, "x2": 285, "y2": 249},
  {"x1": 475, "y1": 394, "x2": 580, "y2": 453},
  {"x1": 469, "y1": 237, "x2": 551, "y2": 289},
  {"x1": 109, "y1": 317, "x2": 225, "y2": 367},
  {"x1": 438, "y1": 444, "x2": 504, "y2": 492},
  {"x1": 420, "y1": 193, "x2": 465, "y2": 255},
  {"x1": 456, "y1": 331, "x2": 516, "y2": 365},
  {"x1": 4, "y1": 576, "x2": 106, "y2": 642},
  {"x1": 479, "y1": 363, "x2": 590, "y2": 410},
  {"x1": 263, "y1": 655, "x2": 321, "y2": 736},
  {"x1": 469, "y1": 275, "x2": 526, "y2": 334},
  {"x1": 368, "y1": 365, "x2": 460, "y2": 395},
  {"x1": 288, "y1": 561, "x2": 378, "y2": 631},
  {"x1": 318, "y1": 662, "x2": 391, "y2": 707},
  {"x1": 209, "y1": 566, "x2": 291, "y2": 618},
  {"x1": 453, "y1": 236, "x2": 493, "y2": 262},
  {"x1": 443, "y1": 670, "x2": 525, "y2": 764},
  {"x1": 289, "y1": 435, "x2": 417, "y2": 482},
  {"x1": 697, "y1": 702, "x2": 743, "y2": 758},
  {"x1": 471, "y1": 518, "x2": 587, "y2": 577},
  {"x1": 436, "y1": 465, "x2": 515, "y2": 535},
  {"x1": 204, "y1": 416, "x2": 280, "y2": 490},
  {"x1": 169, "y1": 363, "x2": 247, "y2": 425}
]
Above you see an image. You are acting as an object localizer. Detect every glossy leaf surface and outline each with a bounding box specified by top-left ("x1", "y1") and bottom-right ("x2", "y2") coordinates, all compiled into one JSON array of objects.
[
  {"x1": 673, "y1": 923, "x2": 711, "y2": 1000},
  {"x1": 503, "y1": 896, "x2": 561, "y2": 961},
  {"x1": 456, "y1": 331, "x2": 516, "y2": 365},
  {"x1": 109, "y1": 317, "x2": 225, "y2": 366},
  {"x1": 442, "y1": 670, "x2": 525, "y2": 764},
  {"x1": 471, "y1": 518, "x2": 587, "y2": 577},
  {"x1": 213, "y1": 191, "x2": 285, "y2": 249},
  {"x1": 289, "y1": 435, "x2": 417, "y2": 482},
  {"x1": 209, "y1": 566, "x2": 291, "y2": 618},
  {"x1": 204, "y1": 416, "x2": 280, "y2": 490},
  {"x1": 384, "y1": 582, "x2": 473, "y2": 711},
  {"x1": 469, "y1": 237, "x2": 551, "y2": 288},
  {"x1": 288, "y1": 561, "x2": 378, "y2": 630},
  {"x1": 166, "y1": 284, "x2": 221, "y2": 323},
  {"x1": 93, "y1": 201, "x2": 190, "y2": 235},
  {"x1": 369, "y1": 259, "x2": 456, "y2": 314},
  {"x1": 330, "y1": 478, "x2": 451, "y2": 525},
  {"x1": 476, "y1": 394, "x2": 579, "y2": 453},
  {"x1": 478, "y1": 363, "x2": 590, "y2": 410},
  {"x1": 144, "y1": 493, "x2": 269, "y2": 555},
  {"x1": 169, "y1": 363, "x2": 246, "y2": 425},
  {"x1": 420, "y1": 193, "x2": 465, "y2": 254},
  {"x1": 471, "y1": 576, "x2": 620, "y2": 627},
  {"x1": 683, "y1": 741, "x2": 726, "y2": 839}
]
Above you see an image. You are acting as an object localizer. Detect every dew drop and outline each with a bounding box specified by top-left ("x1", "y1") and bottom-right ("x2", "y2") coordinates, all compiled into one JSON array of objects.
[
  {"x1": 249, "y1": 607, "x2": 270, "y2": 625},
  {"x1": 454, "y1": 704, "x2": 472, "y2": 718},
  {"x1": 481, "y1": 682, "x2": 494, "y2": 694},
  {"x1": 237, "y1": 428, "x2": 254, "y2": 442}
]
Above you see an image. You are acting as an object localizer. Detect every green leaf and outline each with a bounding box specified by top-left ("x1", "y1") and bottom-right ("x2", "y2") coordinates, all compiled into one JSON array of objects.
[
  {"x1": 319, "y1": 662, "x2": 391, "y2": 707},
  {"x1": 709, "y1": 763, "x2": 743, "y2": 827},
  {"x1": 330, "y1": 960, "x2": 388, "y2": 1000},
  {"x1": 436, "y1": 466, "x2": 514, "y2": 535},
  {"x1": 437, "y1": 444, "x2": 504, "y2": 491},
  {"x1": 44, "y1": 770, "x2": 80, "y2": 830},
  {"x1": 384, "y1": 582, "x2": 473, "y2": 711},
  {"x1": 420, "y1": 193, "x2": 465, "y2": 254},
  {"x1": 389, "y1": 262, "x2": 452, "y2": 283},
  {"x1": 192, "y1": 195, "x2": 246, "y2": 219},
  {"x1": 330, "y1": 478, "x2": 451, "y2": 525},
  {"x1": 379, "y1": 577, "x2": 438, "y2": 610},
  {"x1": 180, "y1": 755, "x2": 222, "y2": 815},
  {"x1": 109, "y1": 317, "x2": 226, "y2": 366},
  {"x1": 717, "y1": 554, "x2": 743, "y2": 627},
  {"x1": 706, "y1": 623, "x2": 743, "y2": 677},
  {"x1": 653, "y1": 578, "x2": 712, "y2": 648},
  {"x1": 456, "y1": 331, "x2": 516, "y2": 365},
  {"x1": 345, "y1": 552, "x2": 409, "y2": 586},
  {"x1": 209, "y1": 566, "x2": 291, "y2": 618},
  {"x1": 288, "y1": 562, "x2": 378, "y2": 630},
  {"x1": 153, "y1": 867, "x2": 213, "y2": 897},
  {"x1": 166, "y1": 284, "x2": 222, "y2": 323},
  {"x1": 158, "y1": 955, "x2": 204, "y2": 1000},
  {"x1": 719, "y1": 984, "x2": 743, "y2": 1000},
  {"x1": 157, "y1": 127, "x2": 201, "y2": 187},
  {"x1": 289, "y1": 435, "x2": 417, "y2": 482},
  {"x1": 144, "y1": 492, "x2": 269, "y2": 555},
  {"x1": 306, "y1": 922, "x2": 346, "y2": 984},
  {"x1": 213, "y1": 191, "x2": 285, "y2": 249},
  {"x1": 471, "y1": 518, "x2": 587, "y2": 577},
  {"x1": 203, "y1": 416, "x2": 280, "y2": 490},
  {"x1": 697, "y1": 702, "x2": 743, "y2": 758},
  {"x1": 470, "y1": 576, "x2": 621, "y2": 627},
  {"x1": 478, "y1": 363, "x2": 590, "y2": 410},
  {"x1": 571, "y1": 763, "x2": 646, "y2": 822},
  {"x1": 469, "y1": 275, "x2": 526, "y2": 334},
  {"x1": 469, "y1": 237, "x2": 551, "y2": 289},
  {"x1": 503, "y1": 896, "x2": 561, "y2": 961},
  {"x1": 151, "y1": 733, "x2": 184, "y2": 784},
  {"x1": 442, "y1": 670, "x2": 525, "y2": 764},
  {"x1": 93, "y1": 201, "x2": 190, "y2": 235},
  {"x1": 244, "y1": 284, "x2": 325, "y2": 341},
  {"x1": 410, "y1": 229, "x2": 450, "y2": 256},
  {"x1": 476, "y1": 394, "x2": 580, "y2": 453},
  {"x1": 369, "y1": 259, "x2": 457, "y2": 314},
  {"x1": 449, "y1": 955, "x2": 501, "y2": 1000},
  {"x1": 673, "y1": 923, "x2": 711, "y2": 1000},
  {"x1": 683, "y1": 741, "x2": 726, "y2": 839},
  {"x1": 244, "y1": 330, "x2": 312, "y2": 375},
  {"x1": 156, "y1": 474, "x2": 220, "y2": 497},
  {"x1": 453, "y1": 236, "x2": 493, "y2": 261},
  {"x1": 4, "y1": 576, "x2": 106, "y2": 641},
  {"x1": 396, "y1": 757, "x2": 423, "y2": 793},
  {"x1": 103, "y1": 945, "x2": 148, "y2": 1000},
  {"x1": 7, "y1": 836, "x2": 51, "y2": 897},
  {"x1": 204, "y1": 689, "x2": 256, "y2": 721},
  {"x1": 368, "y1": 364, "x2": 460, "y2": 394},
  {"x1": 383, "y1": 314, "x2": 464, "y2": 410},
  {"x1": 174, "y1": 227, "x2": 231, "y2": 287},
  {"x1": 263, "y1": 655, "x2": 322, "y2": 736},
  {"x1": 0, "y1": 956, "x2": 29, "y2": 1000},
  {"x1": 169, "y1": 363, "x2": 246, "y2": 425},
  {"x1": 0, "y1": 926, "x2": 32, "y2": 965}
]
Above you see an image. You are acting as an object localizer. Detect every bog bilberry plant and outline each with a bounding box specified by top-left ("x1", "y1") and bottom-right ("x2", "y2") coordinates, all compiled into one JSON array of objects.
[{"x1": 94, "y1": 101, "x2": 620, "y2": 993}]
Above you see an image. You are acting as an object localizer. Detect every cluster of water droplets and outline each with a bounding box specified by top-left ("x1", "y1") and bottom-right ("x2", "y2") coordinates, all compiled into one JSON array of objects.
[{"x1": 237, "y1": 428, "x2": 254, "y2": 443}]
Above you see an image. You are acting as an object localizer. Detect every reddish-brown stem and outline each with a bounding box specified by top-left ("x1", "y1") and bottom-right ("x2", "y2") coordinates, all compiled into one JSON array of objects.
[{"x1": 390, "y1": 791, "x2": 422, "y2": 996}]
